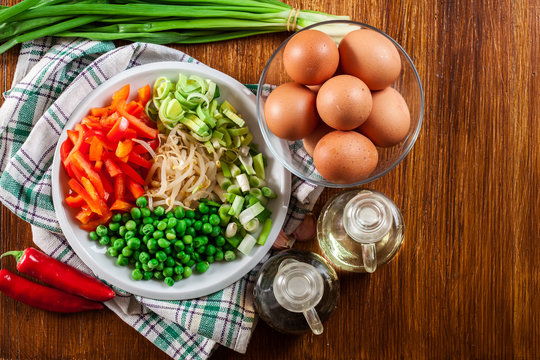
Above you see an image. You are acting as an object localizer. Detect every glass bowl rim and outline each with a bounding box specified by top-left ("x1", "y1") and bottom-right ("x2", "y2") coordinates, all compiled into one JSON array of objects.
[{"x1": 256, "y1": 19, "x2": 425, "y2": 188}]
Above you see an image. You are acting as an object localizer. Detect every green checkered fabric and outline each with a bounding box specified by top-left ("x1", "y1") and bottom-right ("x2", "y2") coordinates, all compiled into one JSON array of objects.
[{"x1": 0, "y1": 37, "x2": 323, "y2": 359}]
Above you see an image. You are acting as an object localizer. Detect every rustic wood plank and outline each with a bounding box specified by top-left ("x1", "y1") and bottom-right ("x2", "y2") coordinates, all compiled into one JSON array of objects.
[{"x1": 1, "y1": 0, "x2": 538, "y2": 359}]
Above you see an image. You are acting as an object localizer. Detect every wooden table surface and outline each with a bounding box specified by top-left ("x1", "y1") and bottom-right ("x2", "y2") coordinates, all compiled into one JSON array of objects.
[{"x1": 1, "y1": 0, "x2": 539, "y2": 359}]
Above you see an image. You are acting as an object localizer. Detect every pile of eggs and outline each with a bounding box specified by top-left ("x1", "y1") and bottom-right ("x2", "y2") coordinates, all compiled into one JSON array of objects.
[{"x1": 263, "y1": 28, "x2": 411, "y2": 184}]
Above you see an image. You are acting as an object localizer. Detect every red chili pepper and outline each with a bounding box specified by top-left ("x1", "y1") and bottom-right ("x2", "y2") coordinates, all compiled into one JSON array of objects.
[
  {"x1": 1, "y1": 248, "x2": 115, "y2": 302},
  {"x1": 0, "y1": 269, "x2": 103, "y2": 313}
]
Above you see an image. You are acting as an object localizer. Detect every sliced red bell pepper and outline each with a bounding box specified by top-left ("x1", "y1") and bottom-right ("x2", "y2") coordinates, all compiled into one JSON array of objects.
[
  {"x1": 110, "y1": 199, "x2": 133, "y2": 212},
  {"x1": 128, "y1": 151, "x2": 152, "y2": 169},
  {"x1": 70, "y1": 151, "x2": 106, "y2": 199},
  {"x1": 65, "y1": 194, "x2": 86, "y2": 208},
  {"x1": 110, "y1": 84, "x2": 130, "y2": 112},
  {"x1": 68, "y1": 178, "x2": 103, "y2": 216},
  {"x1": 116, "y1": 161, "x2": 145, "y2": 185},
  {"x1": 106, "y1": 115, "x2": 129, "y2": 143},
  {"x1": 90, "y1": 107, "x2": 109, "y2": 117},
  {"x1": 88, "y1": 137, "x2": 104, "y2": 162},
  {"x1": 103, "y1": 155, "x2": 122, "y2": 178},
  {"x1": 94, "y1": 160, "x2": 103, "y2": 171},
  {"x1": 115, "y1": 139, "x2": 134, "y2": 158},
  {"x1": 66, "y1": 130, "x2": 78, "y2": 145},
  {"x1": 65, "y1": 124, "x2": 85, "y2": 165},
  {"x1": 79, "y1": 177, "x2": 110, "y2": 218},
  {"x1": 125, "y1": 101, "x2": 144, "y2": 117},
  {"x1": 114, "y1": 175, "x2": 125, "y2": 200},
  {"x1": 101, "y1": 111, "x2": 119, "y2": 128},
  {"x1": 75, "y1": 207, "x2": 94, "y2": 224},
  {"x1": 80, "y1": 213, "x2": 112, "y2": 231},
  {"x1": 98, "y1": 170, "x2": 113, "y2": 201},
  {"x1": 122, "y1": 128, "x2": 137, "y2": 140},
  {"x1": 117, "y1": 100, "x2": 158, "y2": 139},
  {"x1": 126, "y1": 179, "x2": 145, "y2": 199},
  {"x1": 136, "y1": 84, "x2": 151, "y2": 106}
]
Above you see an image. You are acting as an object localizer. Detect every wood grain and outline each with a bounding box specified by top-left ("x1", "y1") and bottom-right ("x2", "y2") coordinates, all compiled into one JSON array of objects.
[{"x1": 1, "y1": 0, "x2": 539, "y2": 359}]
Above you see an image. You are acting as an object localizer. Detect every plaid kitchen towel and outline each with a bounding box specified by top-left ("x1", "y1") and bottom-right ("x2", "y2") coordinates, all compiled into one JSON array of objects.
[{"x1": 0, "y1": 37, "x2": 323, "y2": 359}]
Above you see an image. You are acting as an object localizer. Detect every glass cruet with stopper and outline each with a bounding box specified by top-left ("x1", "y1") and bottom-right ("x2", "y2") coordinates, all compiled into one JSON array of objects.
[
  {"x1": 253, "y1": 249, "x2": 339, "y2": 335},
  {"x1": 317, "y1": 189, "x2": 405, "y2": 273}
]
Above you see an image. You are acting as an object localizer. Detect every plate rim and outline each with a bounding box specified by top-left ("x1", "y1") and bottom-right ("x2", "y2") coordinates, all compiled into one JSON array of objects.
[{"x1": 51, "y1": 61, "x2": 291, "y2": 300}]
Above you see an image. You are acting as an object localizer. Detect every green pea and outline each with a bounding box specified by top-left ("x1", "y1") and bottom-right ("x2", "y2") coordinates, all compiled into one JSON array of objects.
[
  {"x1": 154, "y1": 272, "x2": 164, "y2": 280},
  {"x1": 147, "y1": 258, "x2": 159, "y2": 269},
  {"x1": 210, "y1": 226, "x2": 221, "y2": 237},
  {"x1": 141, "y1": 207, "x2": 151, "y2": 217},
  {"x1": 106, "y1": 247, "x2": 118, "y2": 257},
  {"x1": 173, "y1": 274, "x2": 183, "y2": 282},
  {"x1": 194, "y1": 211, "x2": 201, "y2": 220},
  {"x1": 131, "y1": 269, "x2": 143, "y2": 280},
  {"x1": 174, "y1": 241, "x2": 185, "y2": 252},
  {"x1": 127, "y1": 238, "x2": 141, "y2": 250},
  {"x1": 198, "y1": 202, "x2": 209, "y2": 214},
  {"x1": 156, "y1": 251, "x2": 167, "y2": 262},
  {"x1": 183, "y1": 266, "x2": 192, "y2": 278},
  {"x1": 96, "y1": 225, "x2": 108, "y2": 237},
  {"x1": 154, "y1": 206, "x2": 165, "y2": 217},
  {"x1": 112, "y1": 213, "x2": 122, "y2": 222},
  {"x1": 156, "y1": 221, "x2": 167, "y2": 231},
  {"x1": 167, "y1": 217, "x2": 177, "y2": 229},
  {"x1": 155, "y1": 262, "x2": 164, "y2": 271},
  {"x1": 142, "y1": 216, "x2": 153, "y2": 225},
  {"x1": 117, "y1": 255, "x2": 129, "y2": 266},
  {"x1": 113, "y1": 238, "x2": 125, "y2": 251},
  {"x1": 223, "y1": 243, "x2": 234, "y2": 252},
  {"x1": 143, "y1": 271, "x2": 153, "y2": 280},
  {"x1": 175, "y1": 220, "x2": 187, "y2": 235},
  {"x1": 179, "y1": 254, "x2": 191, "y2": 264},
  {"x1": 196, "y1": 246, "x2": 206, "y2": 254},
  {"x1": 184, "y1": 218, "x2": 193, "y2": 227},
  {"x1": 166, "y1": 212, "x2": 174, "y2": 219},
  {"x1": 142, "y1": 263, "x2": 151, "y2": 272},
  {"x1": 193, "y1": 220, "x2": 203, "y2": 231},
  {"x1": 125, "y1": 220, "x2": 136, "y2": 231},
  {"x1": 192, "y1": 252, "x2": 200, "y2": 262},
  {"x1": 122, "y1": 247, "x2": 133, "y2": 257},
  {"x1": 205, "y1": 244, "x2": 216, "y2": 256},
  {"x1": 165, "y1": 256, "x2": 175, "y2": 268},
  {"x1": 186, "y1": 227, "x2": 196, "y2": 237},
  {"x1": 121, "y1": 213, "x2": 131, "y2": 223},
  {"x1": 224, "y1": 250, "x2": 236, "y2": 262},
  {"x1": 215, "y1": 236, "x2": 226, "y2": 247},
  {"x1": 162, "y1": 267, "x2": 173, "y2": 277},
  {"x1": 147, "y1": 238, "x2": 158, "y2": 251},
  {"x1": 89, "y1": 231, "x2": 98, "y2": 241},
  {"x1": 202, "y1": 223, "x2": 212, "y2": 234},
  {"x1": 195, "y1": 261, "x2": 210, "y2": 273},
  {"x1": 187, "y1": 259, "x2": 195, "y2": 267},
  {"x1": 139, "y1": 252, "x2": 150, "y2": 263},
  {"x1": 174, "y1": 266, "x2": 184, "y2": 275},
  {"x1": 174, "y1": 207, "x2": 185, "y2": 219},
  {"x1": 201, "y1": 214, "x2": 209, "y2": 223},
  {"x1": 164, "y1": 277, "x2": 175, "y2": 287},
  {"x1": 164, "y1": 247, "x2": 172, "y2": 255},
  {"x1": 193, "y1": 236, "x2": 204, "y2": 248},
  {"x1": 185, "y1": 210, "x2": 195, "y2": 219},
  {"x1": 99, "y1": 236, "x2": 110, "y2": 246},
  {"x1": 152, "y1": 219, "x2": 159, "y2": 227},
  {"x1": 130, "y1": 207, "x2": 142, "y2": 220},
  {"x1": 183, "y1": 235, "x2": 193, "y2": 245},
  {"x1": 158, "y1": 238, "x2": 170, "y2": 248},
  {"x1": 136, "y1": 196, "x2": 148, "y2": 208},
  {"x1": 118, "y1": 226, "x2": 127, "y2": 237},
  {"x1": 108, "y1": 222, "x2": 120, "y2": 233},
  {"x1": 207, "y1": 256, "x2": 215, "y2": 264},
  {"x1": 214, "y1": 249, "x2": 224, "y2": 261},
  {"x1": 209, "y1": 214, "x2": 220, "y2": 226},
  {"x1": 141, "y1": 224, "x2": 154, "y2": 235},
  {"x1": 184, "y1": 246, "x2": 194, "y2": 255},
  {"x1": 153, "y1": 230, "x2": 164, "y2": 239},
  {"x1": 124, "y1": 230, "x2": 135, "y2": 240},
  {"x1": 176, "y1": 251, "x2": 186, "y2": 259},
  {"x1": 166, "y1": 232, "x2": 176, "y2": 241}
]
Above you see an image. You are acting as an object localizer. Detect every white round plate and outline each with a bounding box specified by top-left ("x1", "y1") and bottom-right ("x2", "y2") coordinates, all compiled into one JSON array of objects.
[{"x1": 51, "y1": 62, "x2": 291, "y2": 300}]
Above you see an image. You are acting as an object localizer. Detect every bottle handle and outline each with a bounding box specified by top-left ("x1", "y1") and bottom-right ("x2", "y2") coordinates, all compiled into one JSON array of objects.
[
  {"x1": 362, "y1": 243, "x2": 377, "y2": 273},
  {"x1": 302, "y1": 307, "x2": 324, "y2": 335}
]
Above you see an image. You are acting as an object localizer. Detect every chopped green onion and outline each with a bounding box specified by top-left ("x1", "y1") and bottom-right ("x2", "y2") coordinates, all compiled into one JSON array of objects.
[
  {"x1": 253, "y1": 153, "x2": 265, "y2": 180},
  {"x1": 239, "y1": 202, "x2": 265, "y2": 226},
  {"x1": 221, "y1": 162, "x2": 232, "y2": 178},
  {"x1": 225, "y1": 222, "x2": 238, "y2": 238},
  {"x1": 261, "y1": 186, "x2": 277, "y2": 199},
  {"x1": 237, "y1": 234, "x2": 257, "y2": 255},
  {"x1": 228, "y1": 196, "x2": 245, "y2": 217},
  {"x1": 236, "y1": 174, "x2": 250, "y2": 192},
  {"x1": 257, "y1": 218, "x2": 273, "y2": 245},
  {"x1": 244, "y1": 218, "x2": 260, "y2": 233}
]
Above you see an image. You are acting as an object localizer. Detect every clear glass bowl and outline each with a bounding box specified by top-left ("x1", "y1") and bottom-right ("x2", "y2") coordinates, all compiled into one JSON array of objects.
[{"x1": 256, "y1": 20, "x2": 424, "y2": 188}]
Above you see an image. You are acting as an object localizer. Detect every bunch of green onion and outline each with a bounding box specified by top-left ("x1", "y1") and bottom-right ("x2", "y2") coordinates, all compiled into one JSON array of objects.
[{"x1": 0, "y1": 0, "x2": 350, "y2": 55}]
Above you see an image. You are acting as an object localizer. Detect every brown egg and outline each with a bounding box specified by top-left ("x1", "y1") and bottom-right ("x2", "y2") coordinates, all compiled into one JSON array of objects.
[
  {"x1": 264, "y1": 82, "x2": 318, "y2": 141},
  {"x1": 313, "y1": 131, "x2": 378, "y2": 184},
  {"x1": 306, "y1": 84, "x2": 322, "y2": 94},
  {"x1": 357, "y1": 87, "x2": 411, "y2": 147},
  {"x1": 316, "y1": 75, "x2": 372, "y2": 130},
  {"x1": 339, "y1": 29, "x2": 401, "y2": 90},
  {"x1": 302, "y1": 121, "x2": 333, "y2": 156},
  {"x1": 283, "y1": 30, "x2": 339, "y2": 85}
]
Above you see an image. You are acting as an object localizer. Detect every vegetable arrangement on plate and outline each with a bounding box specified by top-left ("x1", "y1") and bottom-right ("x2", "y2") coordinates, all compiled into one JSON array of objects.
[{"x1": 61, "y1": 72, "x2": 278, "y2": 287}]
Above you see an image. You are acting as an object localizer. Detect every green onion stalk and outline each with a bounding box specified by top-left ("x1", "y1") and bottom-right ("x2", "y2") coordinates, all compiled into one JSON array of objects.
[{"x1": 0, "y1": 0, "x2": 351, "y2": 55}]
